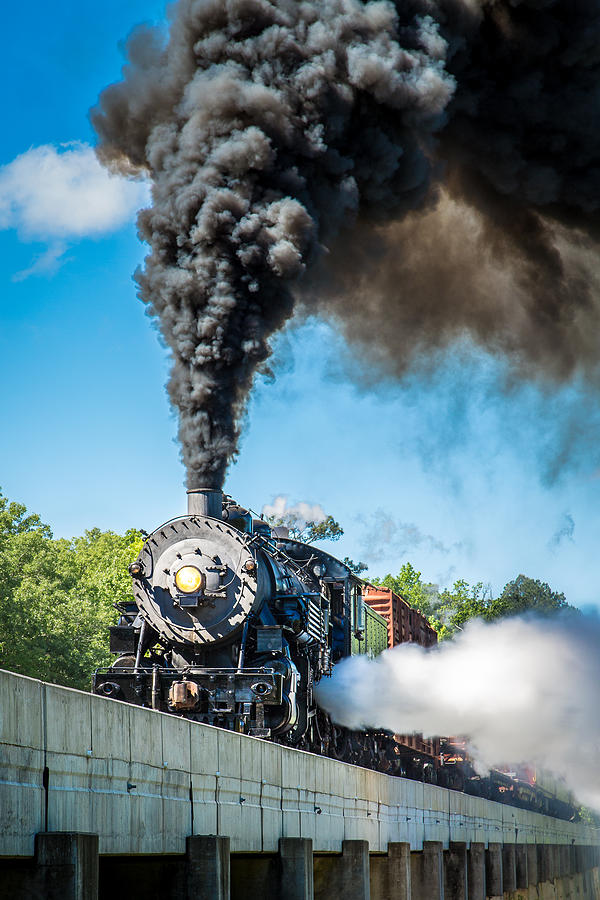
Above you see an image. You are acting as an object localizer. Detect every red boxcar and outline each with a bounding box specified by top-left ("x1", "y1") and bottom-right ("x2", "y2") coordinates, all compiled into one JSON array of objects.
[{"x1": 362, "y1": 585, "x2": 437, "y2": 648}]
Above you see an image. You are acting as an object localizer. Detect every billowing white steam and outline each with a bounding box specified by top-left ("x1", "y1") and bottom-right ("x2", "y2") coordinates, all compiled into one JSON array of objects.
[
  {"x1": 262, "y1": 495, "x2": 326, "y2": 528},
  {"x1": 316, "y1": 615, "x2": 600, "y2": 808}
]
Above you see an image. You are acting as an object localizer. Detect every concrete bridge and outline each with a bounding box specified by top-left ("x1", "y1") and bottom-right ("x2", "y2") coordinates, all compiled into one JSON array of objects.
[{"x1": 0, "y1": 667, "x2": 598, "y2": 898}]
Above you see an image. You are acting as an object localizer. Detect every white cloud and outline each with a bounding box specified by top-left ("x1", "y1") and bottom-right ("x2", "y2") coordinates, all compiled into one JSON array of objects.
[
  {"x1": 0, "y1": 142, "x2": 149, "y2": 241},
  {"x1": 262, "y1": 495, "x2": 326, "y2": 527},
  {"x1": 12, "y1": 242, "x2": 70, "y2": 282}
]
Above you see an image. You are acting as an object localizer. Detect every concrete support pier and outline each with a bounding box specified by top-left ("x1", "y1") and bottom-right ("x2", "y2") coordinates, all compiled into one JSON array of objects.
[
  {"x1": 3, "y1": 833, "x2": 600, "y2": 899},
  {"x1": 485, "y1": 842, "x2": 503, "y2": 899},
  {"x1": 278, "y1": 838, "x2": 313, "y2": 900},
  {"x1": 538, "y1": 843, "x2": 553, "y2": 885},
  {"x1": 183, "y1": 835, "x2": 229, "y2": 900},
  {"x1": 467, "y1": 842, "x2": 486, "y2": 900},
  {"x1": 527, "y1": 843, "x2": 538, "y2": 888},
  {"x1": 502, "y1": 843, "x2": 516, "y2": 893},
  {"x1": 411, "y1": 840, "x2": 444, "y2": 900},
  {"x1": 514, "y1": 844, "x2": 527, "y2": 891},
  {"x1": 314, "y1": 840, "x2": 370, "y2": 900},
  {"x1": 0, "y1": 833, "x2": 99, "y2": 900},
  {"x1": 444, "y1": 842, "x2": 467, "y2": 900},
  {"x1": 370, "y1": 842, "x2": 411, "y2": 900},
  {"x1": 36, "y1": 833, "x2": 99, "y2": 900}
]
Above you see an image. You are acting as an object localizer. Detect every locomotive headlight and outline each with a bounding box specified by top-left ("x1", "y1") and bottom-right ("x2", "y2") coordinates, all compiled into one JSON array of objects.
[{"x1": 175, "y1": 565, "x2": 204, "y2": 594}]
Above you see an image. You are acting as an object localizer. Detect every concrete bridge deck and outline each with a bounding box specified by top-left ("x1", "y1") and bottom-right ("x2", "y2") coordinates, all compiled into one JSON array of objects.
[{"x1": 1, "y1": 667, "x2": 599, "y2": 898}]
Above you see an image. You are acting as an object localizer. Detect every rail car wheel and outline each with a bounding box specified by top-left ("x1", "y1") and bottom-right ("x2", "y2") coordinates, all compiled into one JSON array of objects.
[
  {"x1": 95, "y1": 679, "x2": 123, "y2": 699},
  {"x1": 422, "y1": 763, "x2": 437, "y2": 784},
  {"x1": 385, "y1": 743, "x2": 407, "y2": 777},
  {"x1": 313, "y1": 709, "x2": 332, "y2": 756},
  {"x1": 349, "y1": 732, "x2": 372, "y2": 767},
  {"x1": 375, "y1": 738, "x2": 394, "y2": 773},
  {"x1": 329, "y1": 725, "x2": 351, "y2": 761},
  {"x1": 436, "y1": 768, "x2": 449, "y2": 788}
]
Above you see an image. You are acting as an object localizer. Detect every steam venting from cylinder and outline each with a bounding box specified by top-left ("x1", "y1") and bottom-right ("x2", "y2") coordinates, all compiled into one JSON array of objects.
[
  {"x1": 187, "y1": 488, "x2": 223, "y2": 519},
  {"x1": 92, "y1": 0, "x2": 600, "y2": 488},
  {"x1": 316, "y1": 613, "x2": 600, "y2": 810}
]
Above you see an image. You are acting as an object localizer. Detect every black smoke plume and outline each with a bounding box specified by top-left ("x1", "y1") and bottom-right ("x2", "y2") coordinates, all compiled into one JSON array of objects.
[{"x1": 92, "y1": 0, "x2": 600, "y2": 487}]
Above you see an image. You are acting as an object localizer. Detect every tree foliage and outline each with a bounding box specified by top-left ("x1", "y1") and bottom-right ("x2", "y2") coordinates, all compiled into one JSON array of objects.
[
  {"x1": 373, "y1": 562, "x2": 576, "y2": 640},
  {"x1": 0, "y1": 490, "x2": 142, "y2": 689},
  {"x1": 343, "y1": 557, "x2": 368, "y2": 575},
  {"x1": 371, "y1": 563, "x2": 440, "y2": 618},
  {"x1": 493, "y1": 574, "x2": 571, "y2": 619},
  {"x1": 435, "y1": 574, "x2": 575, "y2": 638},
  {"x1": 433, "y1": 579, "x2": 491, "y2": 640}
]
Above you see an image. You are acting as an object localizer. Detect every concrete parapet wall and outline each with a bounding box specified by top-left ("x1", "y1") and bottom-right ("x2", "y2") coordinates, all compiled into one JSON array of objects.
[{"x1": 1, "y1": 668, "x2": 598, "y2": 858}]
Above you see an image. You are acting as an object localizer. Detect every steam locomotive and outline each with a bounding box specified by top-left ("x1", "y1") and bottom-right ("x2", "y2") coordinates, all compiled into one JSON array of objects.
[
  {"x1": 92, "y1": 488, "x2": 576, "y2": 820},
  {"x1": 93, "y1": 487, "x2": 380, "y2": 752}
]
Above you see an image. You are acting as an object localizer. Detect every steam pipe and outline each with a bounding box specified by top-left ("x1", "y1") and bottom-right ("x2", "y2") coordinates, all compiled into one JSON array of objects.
[
  {"x1": 187, "y1": 488, "x2": 223, "y2": 519},
  {"x1": 237, "y1": 615, "x2": 253, "y2": 672},
  {"x1": 134, "y1": 618, "x2": 147, "y2": 670}
]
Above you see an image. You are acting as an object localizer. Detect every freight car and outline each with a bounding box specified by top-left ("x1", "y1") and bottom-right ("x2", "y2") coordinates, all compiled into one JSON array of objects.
[
  {"x1": 363, "y1": 584, "x2": 437, "y2": 648},
  {"x1": 92, "y1": 488, "x2": 576, "y2": 820}
]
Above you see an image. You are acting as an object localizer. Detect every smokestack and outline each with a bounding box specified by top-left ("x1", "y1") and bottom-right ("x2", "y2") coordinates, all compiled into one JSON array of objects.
[{"x1": 187, "y1": 488, "x2": 223, "y2": 519}]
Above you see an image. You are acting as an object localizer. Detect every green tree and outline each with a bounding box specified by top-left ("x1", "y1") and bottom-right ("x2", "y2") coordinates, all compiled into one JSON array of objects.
[
  {"x1": 370, "y1": 563, "x2": 573, "y2": 641},
  {"x1": 343, "y1": 557, "x2": 368, "y2": 575},
  {"x1": 489, "y1": 574, "x2": 573, "y2": 620},
  {"x1": 434, "y1": 574, "x2": 574, "y2": 640},
  {"x1": 371, "y1": 562, "x2": 441, "y2": 618},
  {"x1": 0, "y1": 490, "x2": 142, "y2": 689},
  {"x1": 434, "y1": 579, "x2": 491, "y2": 640}
]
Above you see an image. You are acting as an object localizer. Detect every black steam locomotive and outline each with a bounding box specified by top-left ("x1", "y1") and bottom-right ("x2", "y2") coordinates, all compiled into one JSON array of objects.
[
  {"x1": 93, "y1": 487, "x2": 385, "y2": 757},
  {"x1": 92, "y1": 488, "x2": 576, "y2": 820}
]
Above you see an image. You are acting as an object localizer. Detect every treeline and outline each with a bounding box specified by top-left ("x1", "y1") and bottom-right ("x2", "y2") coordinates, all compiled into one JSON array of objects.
[
  {"x1": 0, "y1": 490, "x2": 577, "y2": 689},
  {"x1": 371, "y1": 563, "x2": 577, "y2": 640},
  {"x1": 0, "y1": 490, "x2": 142, "y2": 690}
]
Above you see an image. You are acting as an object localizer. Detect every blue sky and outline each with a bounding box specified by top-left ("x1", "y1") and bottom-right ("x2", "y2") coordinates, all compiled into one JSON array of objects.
[{"x1": 2, "y1": 0, "x2": 600, "y2": 607}]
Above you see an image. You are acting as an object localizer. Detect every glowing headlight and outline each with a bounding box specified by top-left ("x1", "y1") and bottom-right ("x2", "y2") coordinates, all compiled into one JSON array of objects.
[{"x1": 175, "y1": 565, "x2": 204, "y2": 594}]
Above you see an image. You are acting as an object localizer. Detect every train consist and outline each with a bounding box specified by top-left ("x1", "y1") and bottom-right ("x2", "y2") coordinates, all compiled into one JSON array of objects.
[{"x1": 92, "y1": 488, "x2": 576, "y2": 821}]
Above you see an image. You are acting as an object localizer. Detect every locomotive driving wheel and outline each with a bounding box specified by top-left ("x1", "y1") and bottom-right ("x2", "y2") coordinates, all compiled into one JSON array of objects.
[{"x1": 313, "y1": 708, "x2": 332, "y2": 755}]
